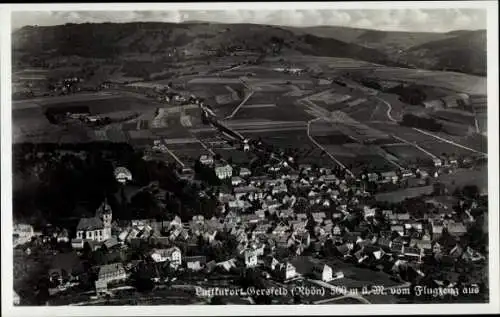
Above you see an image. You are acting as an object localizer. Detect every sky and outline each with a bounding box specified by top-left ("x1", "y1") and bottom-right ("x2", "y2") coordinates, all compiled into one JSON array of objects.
[{"x1": 11, "y1": 9, "x2": 487, "y2": 33}]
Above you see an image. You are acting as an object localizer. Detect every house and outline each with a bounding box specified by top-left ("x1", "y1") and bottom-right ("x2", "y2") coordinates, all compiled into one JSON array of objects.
[
  {"x1": 231, "y1": 176, "x2": 245, "y2": 186},
  {"x1": 272, "y1": 183, "x2": 288, "y2": 195},
  {"x1": 404, "y1": 247, "x2": 422, "y2": 261},
  {"x1": 462, "y1": 247, "x2": 485, "y2": 263},
  {"x1": 431, "y1": 222, "x2": 444, "y2": 239},
  {"x1": 447, "y1": 222, "x2": 467, "y2": 237},
  {"x1": 380, "y1": 171, "x2": 398, "y2": 183},
  {"x1": 336, "y1": 244, "x2": 352, "y2": 257},
  {"x1": 272, "y1": 223, "x2": 290, "y2": 236},
  {"x1": 151, "y1": 247, "x2": 182, "y2": 268},
  {"x1": 56, "y1": 229, "x2": 71, "y2": 243},
  {"x1": 244, "y1": 249, "x2": 258, "y2": 268},
  {"x1": 390, "y1": 242, "x2": 404, "y2": 254},
  {"x1": 296, "y1": 213, "x2": 308, "y2": 221},
  {"x1": 290, "y1": 220, "x2": 307, "y2": 233},
  {"x1": 199, "y1": 155, "x2": 214, "y2": 166},
  {"x1": 332, "y1": 225, "x2": 342, "y2": 236},
  {"x1": 382, "y1": 210, "x2": 393, "y2": 219},
  {"x1": 391, "y1": 225, "x2": 405, "y2": 236},
  {"x1": 234, "y1": 185, "x2": 262, "y2": 201},
  {"x1": 344, "y1": 232, "x2": 362, "y2": 244},
  {"x1": 275, "y1": 262, "x2": 297, "y2": 281},
  {"x1": 217, "y1": 259, "x2": 237, "y2": 272},
  {"x1": 312, "y1": 212, "x2": 326, "y2": 223},
  {"x1": 253, "y1": 224, "x2": 271, "y2": 236},
  {"x1": 73, "y1": 200, "x2": 113, "y2": 245},
  {"x1": 396, "y1": 213, "x2": 411, "y2": 222},
  {"x1": 184, "y1": 256, "x2": 207, "y2": 271},
  {"x1": 215, "y1": 163, "x2": 233, "y2": 180},
  {"x1": 312, "y1": 264, "x2": 333, "y2": 282},
  {"x1": 363, "y1": 206, "x2": 376, "y2": 219},
  {"x1": 432, "y1": 242, "x2": 442, "y2": 255},
  {"x1": 322, "y1": 174, "x2": 338, "y2": 184},
  {"x1": 279, "y1": 209, "x2": 294, "y2": 219},
  {"x1": 13, "y1": 223, "x2": 35, "y2": 247},
  {"x1": 95, "y1": 279, "x2": 108, "y2": 296},
  {"x1": 433, "y1": 158, "x2": 442, "y2": 167},
  {"x1": 103, "y1": 237, "x2": 119, "y2": 250},
  {"x1": 239, "y1": 167, "x2": 252, "y2": 177},
  {"x1": 411, "y1": 239, "x2": 432, "y2": 254},
  {"x1": 97, "y1": 262, "x2": 127, "y2": 284}
]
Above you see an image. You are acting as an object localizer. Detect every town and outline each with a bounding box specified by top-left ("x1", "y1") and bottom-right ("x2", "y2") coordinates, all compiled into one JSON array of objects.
[
  {"x1": 11, "y1": 17, "x2": 489, "y2": 306},
  {"x1": 13, "y1": 91, "x2": 488, "y2": 305}
]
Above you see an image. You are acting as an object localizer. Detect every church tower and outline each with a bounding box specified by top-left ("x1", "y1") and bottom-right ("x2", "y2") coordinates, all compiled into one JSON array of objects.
[{"x1": 96, "y1": 198, "x2": 112, "y2": 240}]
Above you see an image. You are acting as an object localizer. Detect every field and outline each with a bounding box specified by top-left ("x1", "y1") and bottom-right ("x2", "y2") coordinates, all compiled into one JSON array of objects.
[
  {"x1": 336, "y1": 154, "x2": 396, "y2": 174},
  {"x1": 347, "y1": 67, "x2": 487, "y2": 95},
  {"x1": 234, "y1": 95, "x2": 314, "y2": 122},
  {"x1": 431, "y1": 109, "x2": 476, "y2": 126},
  {"x1": 366, "y1": 122, "x2": 486, "y2": 156},
  {"x1": 382, "y1": 144, "x2": 434, "y2": 165},
  {"x1": 164, "y1": 142, "x2": 212, "y2": 166},
  {"x1": 437, "y1": 166, "x2": 488, "y2": 195},
  {"x1": 375, "y1": 185, "x2": 434, "y2": 203}
]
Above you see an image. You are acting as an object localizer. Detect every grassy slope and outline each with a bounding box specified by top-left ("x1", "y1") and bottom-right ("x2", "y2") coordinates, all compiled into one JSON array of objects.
[{"x1": 13, "y1": 22, "x2": 485, "y2": 76}]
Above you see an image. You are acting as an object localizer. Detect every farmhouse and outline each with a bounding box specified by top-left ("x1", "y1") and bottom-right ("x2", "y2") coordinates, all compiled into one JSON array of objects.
[
  {"x1": 97, "y1": 262, "x2": 127, "y2": 284},
  {"x1": 151, "y1": 247, "x2": 182, "y2": 268},
  {"x1": 215, "y1": 163, "x2": 233, "y2": 180}
]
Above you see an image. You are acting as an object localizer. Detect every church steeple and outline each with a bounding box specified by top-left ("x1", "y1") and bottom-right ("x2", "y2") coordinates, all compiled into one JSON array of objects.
[{"x1": 96, "y1": 197, "x2": 112, "y2": 228}]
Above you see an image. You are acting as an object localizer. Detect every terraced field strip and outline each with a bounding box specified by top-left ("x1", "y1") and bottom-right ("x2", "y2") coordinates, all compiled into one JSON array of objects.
[
  {"x1": 391, "y1": 134, "x2": 438, "y2": 159},
  {"x1": 242, "y1": 103, "x2": 277, "y2": 109},
  {"x1": 307, "y1": 118, "x2": 354, "y2": 178},
  {"x1": 413, "y1": 128, "x2": 487, "y2": 156}
]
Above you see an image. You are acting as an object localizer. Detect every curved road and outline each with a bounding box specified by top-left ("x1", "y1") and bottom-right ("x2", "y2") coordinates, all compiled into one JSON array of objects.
[
  {"x1": 376, "y1": 95, "x2": 487, "y2": 157},
  {"x1": 373, "y1": 95, "x2": 398, "y2": 123}
]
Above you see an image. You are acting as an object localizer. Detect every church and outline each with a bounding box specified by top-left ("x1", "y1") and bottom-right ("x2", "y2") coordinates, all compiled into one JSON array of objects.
[{"x1": 71, "y1": 200, "x2": 113, "y2": 249}]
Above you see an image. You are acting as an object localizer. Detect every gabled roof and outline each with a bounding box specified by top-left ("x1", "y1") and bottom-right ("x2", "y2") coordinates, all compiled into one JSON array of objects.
[
  {"x1": 98, "y1": 262, "x2": 124, "y2": 276},
  {"x1": 76, "y1": 217, "x2": 104, "y2": 231}
]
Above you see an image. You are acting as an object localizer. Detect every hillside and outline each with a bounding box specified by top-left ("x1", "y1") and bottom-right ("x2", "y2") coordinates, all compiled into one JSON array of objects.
[
  {"x1": 403, "y1": 30, "x2": 487, "y2": 76},
  {"x1": 12, "y1": 22, "x2": 486, "y2": 76},
  {"x1": 288, "y1": 25, "x2": 486, "y2": 75}
]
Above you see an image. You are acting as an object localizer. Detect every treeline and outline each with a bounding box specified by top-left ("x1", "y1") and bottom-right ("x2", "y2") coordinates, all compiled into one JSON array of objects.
[
  {"x1": 385, "y1": 84, "x2": 428, "y2": 105},
  {"x1": 401, "y1": 113, "x2": 443, "y2": 132}
]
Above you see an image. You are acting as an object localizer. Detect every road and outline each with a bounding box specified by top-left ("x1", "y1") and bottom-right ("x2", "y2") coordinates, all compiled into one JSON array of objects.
[
  {"x1": 413, "y1": 128, "x2": 487, "y2": 156},
  {"x1": 376, "y1": 96, "x2": 486, "y2": 157},
  {"x1": 225, "y1": 90, "x2": 255, "y2": 120},
  {"x1": 373, "y1": 95, "x2": 398, "y2": 123},
  {"x1": 307, "y1": 118, "x2": 355, "y2": 178},
  {"x1": 160, "y1": 140, "x2": 185, "y2": 168}
]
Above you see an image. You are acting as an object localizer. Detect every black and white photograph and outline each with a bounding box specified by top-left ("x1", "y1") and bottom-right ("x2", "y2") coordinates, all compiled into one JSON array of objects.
[{"x1": 1, "y1": 2, "x2": 499, "y2": 316}]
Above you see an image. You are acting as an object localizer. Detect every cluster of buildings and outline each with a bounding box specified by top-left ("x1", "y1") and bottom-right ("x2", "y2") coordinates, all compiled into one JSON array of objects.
[{"x1": 12, "y1": 89, "x2": 487, "y2": 305}]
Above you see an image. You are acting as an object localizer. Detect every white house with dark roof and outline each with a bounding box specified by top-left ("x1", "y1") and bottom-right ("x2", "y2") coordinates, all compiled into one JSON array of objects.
[
  {"x1": 151, "y1": 247, "x2": 182, "y2": 268},
  {"x1": 215, "y1": 163, "x2": 233, "y2": 180}
]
